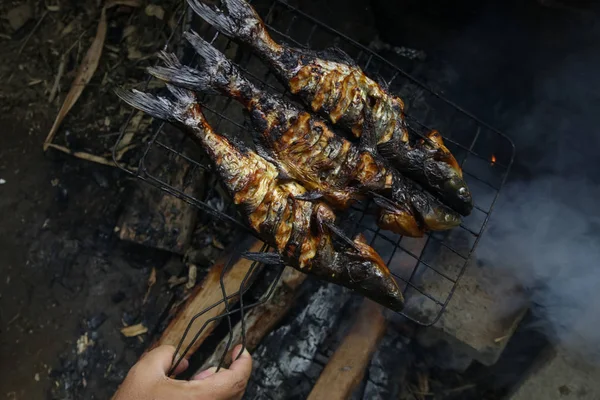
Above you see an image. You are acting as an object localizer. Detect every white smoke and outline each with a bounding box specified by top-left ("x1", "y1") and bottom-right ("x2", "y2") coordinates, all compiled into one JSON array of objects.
[
  {"x1": 479, "y1": 176, "x2": 600, "y2": 362},
  {"x1": 477, "y1": 42, "x2": 600, "y2": 363}
]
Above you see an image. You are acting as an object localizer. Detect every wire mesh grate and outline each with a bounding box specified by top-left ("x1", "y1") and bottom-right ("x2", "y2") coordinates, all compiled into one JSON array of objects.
[{"x1": 113, "y1": 0, "x2": 515, "y2": 335}]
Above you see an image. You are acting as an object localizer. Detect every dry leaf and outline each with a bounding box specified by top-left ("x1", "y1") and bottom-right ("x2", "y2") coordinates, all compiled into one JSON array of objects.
[
  {"x1": 168, "y1": 276, "x2": 188, "y2": 289},
  {"x1": 61, "y1": 19, "x2": 76, "y2": 36},
  {"x1": 145, "y1": 5, "x2": 165, "y2": 20},
  {"x1": 212, "y1": 237, "x2": 225, "y2": 250},
  {"x1": 122, "y1": 25, "x2": 136, "y2": 39},
  {"x1": 143, "y1": 267, "x2": 157, "y2": 304},
  {"x1": 127, "y1": 46, "x2": 143, "y2": 60},
  {"x1": 49, "y1": 55, "x2": 68, "y2": 103},
  {"x1": 76, "y1": 332, "x2": 94, "y2": 354},
  {"x1": 120, "y1": 323, "x2": 148, "y2": 337},
  {"x1": 148, "y1": 268, "x2": 157, "y2": 287},
  {"x1": 186, "y1": 265, "x2": 198, "y2": 290},
  {"x1": 6, "y1": 4, "x2": 32, "y2": 31},
  {"x1": 114, "y1": 111, "x2": 146, "y2": 160},
  {"x1": 43, "y1": 0, "x2": 141, "y2": 151}
]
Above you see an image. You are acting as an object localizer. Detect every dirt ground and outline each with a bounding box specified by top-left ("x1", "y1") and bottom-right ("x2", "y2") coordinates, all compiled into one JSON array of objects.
[
  {"x1": 0, "y1": 1, "x2": 184, "y2": 399},
  {"x1": 0, "y1": 114, "x2": 148, "y2": 400}
]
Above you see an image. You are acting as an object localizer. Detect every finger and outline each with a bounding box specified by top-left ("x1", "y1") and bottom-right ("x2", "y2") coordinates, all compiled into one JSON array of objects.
[
  {"x1": 200, "y1": 347, "x2": 252, "y2": 399},
  {"x1": 139, "y1": 345, "x2": 185, "y2": 376},
  {"x1": 182, "y1": 348, "x2": 252, "y2": 400},
  {"x1": 192, "y1": 366, "x2": 217, "y2": 380},
  {"x1": 171, "y1": 357, "x2": 190, "y2": 376},
  {"x1": 230, "y1": 344, "x2": 245, "y2": 362},
  {"x1": 228, "y1": 345, "x2": 252, "y2": 377}
]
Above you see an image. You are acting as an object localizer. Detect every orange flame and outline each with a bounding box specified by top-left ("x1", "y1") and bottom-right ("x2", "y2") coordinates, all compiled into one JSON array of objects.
[{"x1": 490, "y1": 154, "x2": 497, "y2": 166}]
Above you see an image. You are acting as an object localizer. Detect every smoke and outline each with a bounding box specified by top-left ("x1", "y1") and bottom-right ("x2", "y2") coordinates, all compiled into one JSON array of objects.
[
  {"x1": 477, "y1": 38, "x2": 600, "y2": 363},
  {"x1": 480, "y1": 177, "x2": 600, "y2": 362}
]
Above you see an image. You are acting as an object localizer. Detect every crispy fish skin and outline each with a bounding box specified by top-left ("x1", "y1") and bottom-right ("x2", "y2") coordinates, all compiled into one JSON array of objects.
[
  {"x1": 147, "y1": 39, "x2": 461, "y2": 237},
  {"x1": 115, "y1": 85, "x2": 404, "y2": 311},
  {"x1": 187, "y1": 0, "x2": 473, "y2": 216}
]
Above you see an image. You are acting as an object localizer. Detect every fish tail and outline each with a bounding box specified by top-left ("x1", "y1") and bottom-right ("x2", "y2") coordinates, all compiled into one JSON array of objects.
[
  {"x1": 114, "y1": 84, "x2": 198, "y2": 125},
  {"x1": 187, "y1": 0, "x2": 263, "y2": 43},
  {"x1": 148, "y1": 32, "x2": 252, "y2": 97},
  {"x1": 147, "y1": 47, "x2": 224, "y2": 95}
]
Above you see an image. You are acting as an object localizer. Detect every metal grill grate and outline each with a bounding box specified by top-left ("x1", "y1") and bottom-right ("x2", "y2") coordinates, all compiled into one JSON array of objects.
[{"x1": 113, "y1": 0, "x2": 515, "y2": 328}]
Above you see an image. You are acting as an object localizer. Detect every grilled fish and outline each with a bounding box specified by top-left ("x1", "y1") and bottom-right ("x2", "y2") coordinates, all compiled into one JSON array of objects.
[
  {"x1": 116, "y1": 85, "x2": 405, "y2": 311},
  {"x1": 187, "y1": 0, "x2": 473, "y2": 216},
  {"x1": 148, "y1": 38, "x2": 461, "y2": 237}
]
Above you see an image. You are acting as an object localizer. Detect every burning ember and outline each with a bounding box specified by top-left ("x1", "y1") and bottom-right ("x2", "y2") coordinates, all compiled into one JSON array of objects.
[{"x1": 490, "y1": 154, "x2": 497, "y2": 166}]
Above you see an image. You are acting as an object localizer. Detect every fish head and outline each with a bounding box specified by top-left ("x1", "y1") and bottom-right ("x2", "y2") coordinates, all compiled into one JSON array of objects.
[
  {"x1": 442, "y1": 172, "x2": 473, "y2": 213},
  {"x1": 422, "y1": 160, "x2": 473, "y2": 216},
  {"x1": 335, "y1": 234, "x2": 404, "y2": 311},
  {"x1": 412, "y1": 193, "x2": 463, "y2": 231},
  {"x1": 420, "y1": 131, "x2": 473, "y2": 215}
]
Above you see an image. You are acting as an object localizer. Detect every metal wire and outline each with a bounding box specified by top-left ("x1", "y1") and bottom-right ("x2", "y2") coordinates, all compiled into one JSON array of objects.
[
  {"x1": 169, "y1": 241, "x2": 279, "y2": 375},
  {"x1": 114, "y1": 0, "x2": 515, "y2": 372}
]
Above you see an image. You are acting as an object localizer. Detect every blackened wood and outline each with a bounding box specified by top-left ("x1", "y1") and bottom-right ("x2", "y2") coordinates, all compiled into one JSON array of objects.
[
  {"x1": 243, "y1": 282, "x2": 352, "y2": 400},
  {"x1": 308, "y1": 300, "x2": 387, "y2": 400}
]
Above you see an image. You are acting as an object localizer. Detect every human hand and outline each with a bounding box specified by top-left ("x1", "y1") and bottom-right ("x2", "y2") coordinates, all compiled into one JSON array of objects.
[{"x1": 113, "y1": 344, "x2": 252, "y2": 400}]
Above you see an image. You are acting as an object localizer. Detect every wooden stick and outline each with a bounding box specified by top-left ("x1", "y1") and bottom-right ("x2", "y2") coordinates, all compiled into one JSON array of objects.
[
  {"x1": 154, "y1": 239, "x2": 264, "y2": 356},
  {"x1": 307, "y1": 300, "x2": 387, "y2": 400},
  {"x1": 198, "y1": 267, "x2": 307, "y2": 370},
  {"x1": 45, "y1": 143, "x2": 118, "y2": 168},
  {"x1": 18, "y1": 10, "x2": 48, "y2": 55}
]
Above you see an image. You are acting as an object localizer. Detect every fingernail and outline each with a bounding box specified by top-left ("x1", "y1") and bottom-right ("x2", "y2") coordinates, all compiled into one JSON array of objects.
[
  {"x1": 233, "y1": 344, "x2": 248, "y2": 355},
  {"x1": 193, "y1": 367, "x2": 217, "y2": 380}
]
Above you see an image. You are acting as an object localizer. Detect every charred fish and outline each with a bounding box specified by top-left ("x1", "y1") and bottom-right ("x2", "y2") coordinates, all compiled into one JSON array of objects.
[
  {"x1": 147, "y1": 37, "x2": 461, "y2": 237},
  {"x1": 116, "y1": 84, "x2": 405, "y2": 311},
  {"x1": 188, "y1": 0, "x2": 473, "y2": 216}
]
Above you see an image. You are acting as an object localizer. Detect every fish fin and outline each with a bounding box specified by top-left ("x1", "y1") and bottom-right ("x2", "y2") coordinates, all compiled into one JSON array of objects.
[
  {"x1": 276, "y1": 169, "x2": 294, "y2": 181},
  {"x1": 368, "y1": 190, "x2": 402, "y2": 213},
  {"x1": 254, "y1": 141, "x2": 277, "y2": 163},
  {"x1": 253, "y1": 141, "x2": 294, "y2": 180},
  {"x1": 294, "y1": 191, "x2": 324, "y2": 202},
  {"x1": 157, "y1": 50, "x2": 183, "y2": 68},
  {"x1": 187, "y1": 0, "x2": 262, "y2": 43},
  {"x1": 114, "y1": 86, "x2": 195, "y2": 124},
  {"x1": 317, "y1": 47, "x2": 358, "y2": 67},
  {"x1": 322, "y1": 220, "x2": 361, "y2": 252},
  {"x1": 242, "y1": 251, "x2": 284, "y2": 265},
  {"x1": 165, "y1": 84, "x2": 197, "y2": 107},
  {"x1": 376, "y1": 138, "x2": 400, "y2": 159},
  {"x1": 358, "y1": 97, "x2": 378, "y2": 153},
  {"x1": 372, "y1": 72, "x2": 389, "y2": 91}
]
